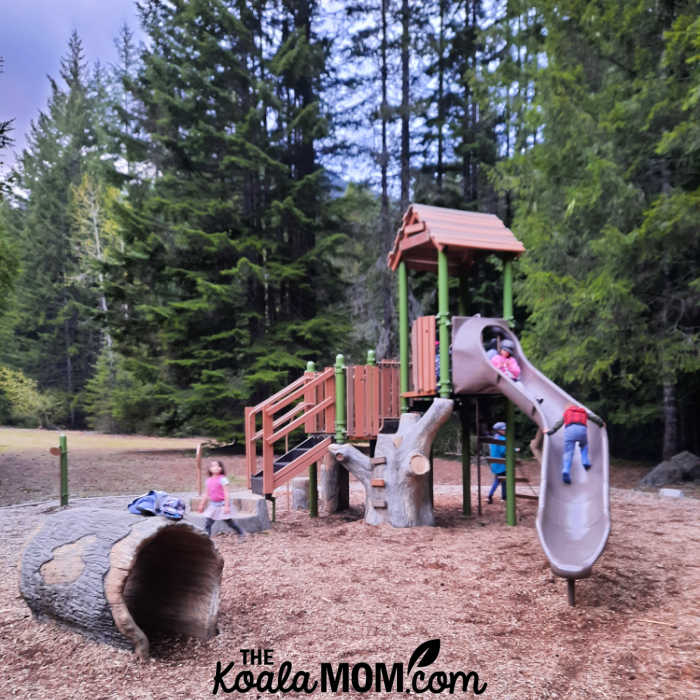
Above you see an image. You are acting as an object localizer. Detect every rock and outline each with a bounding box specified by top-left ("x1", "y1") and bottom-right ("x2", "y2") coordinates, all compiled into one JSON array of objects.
[
  {"x1": 188, "y1": 490, "x2": 271, "y2": 534},
  {"x1": 659, "y1": 488, "x2": 684, "y2": 499},
  {"x1": 291, "y1": 476, "x2": 310, "y2": 510},
  {"x1": 639, "y1": 451, "x2": 700, "y2": 487}
]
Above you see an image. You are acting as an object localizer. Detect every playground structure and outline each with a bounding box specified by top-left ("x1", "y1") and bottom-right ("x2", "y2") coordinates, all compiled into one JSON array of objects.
[{"x1": 245, "y1": 203, "x2": 610, "y2": 603}]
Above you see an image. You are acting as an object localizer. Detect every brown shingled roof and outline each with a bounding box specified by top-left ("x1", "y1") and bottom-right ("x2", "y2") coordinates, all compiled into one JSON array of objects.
[{"x1": 387, "y1": 203, "x2": 525, "y2": 273}]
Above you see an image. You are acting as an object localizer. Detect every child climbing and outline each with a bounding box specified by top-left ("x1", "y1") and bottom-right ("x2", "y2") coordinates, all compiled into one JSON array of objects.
[
  {"x1": 199, "y1": 460, "x2": 245, "y2": 537},
  {"x1": 490, "y1": 339, "x2": 521, "y2": 380},
  {"x1": 545, "y1": 405, "x2": 605, "y2": 484},
  {"x1": 487, "y1": 421, "x2": 507, "y2": 504}
]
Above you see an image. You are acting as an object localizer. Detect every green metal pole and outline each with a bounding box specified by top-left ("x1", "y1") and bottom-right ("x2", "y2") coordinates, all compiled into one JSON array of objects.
[
  {"x1": 334, "y1": 354, "x2": 346, "y2": 444},
  {"x1": 460, "y1": 403, "x2": 471, "y2": 517},
  {"x1": 437, "y1": 248, "x2": 451, "y2": 397},
  {"x1": 503, "y1": 257, "x2": 514, "y2": 327},
  {"x1": 503, "y1": 256, "x2": 516, "y2": 525},
  {"x1": 398, "y1": 261, "x2": 409, "y2": 412},
  {"x1": 306, "y1": 361, "x2": 318, "y2": 518},
  {"x1": 59, "y1": 434, "x2": 68, "y2": 507},
  {"x1": 505, "y1": 402, "x2": 516, "y2": 525}
]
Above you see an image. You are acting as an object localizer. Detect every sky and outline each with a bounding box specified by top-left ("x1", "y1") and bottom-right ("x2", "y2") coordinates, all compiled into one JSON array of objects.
[{"x1": 1, "y1": 0, "x2": 144, "y2": 171}]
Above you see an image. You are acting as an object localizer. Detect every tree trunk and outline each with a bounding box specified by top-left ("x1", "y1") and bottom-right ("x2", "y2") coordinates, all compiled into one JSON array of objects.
[
  {"x1": 662, "y1": 380, "x2": 678, "y2": 460},
  {"x1": 20, "y1": 508, "x2": 223, "y2": 659},
  {"x1": 329, "y1": 399, "x2": 453, "y2": 526},
  {"x1": 400, "y1": 0, "x2": 410, "y2": 213}
]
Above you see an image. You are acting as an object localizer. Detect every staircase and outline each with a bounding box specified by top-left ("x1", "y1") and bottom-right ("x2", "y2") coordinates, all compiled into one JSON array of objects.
[
  {"x1": 245, "y1": 366, "x2": 336, "y2": 497},
  {"x1": 250, "y1": 434, "x2": 331, "y2": 496},
  {"x1": 244, "y1": 361, "x2": 401, "y2": 498}
]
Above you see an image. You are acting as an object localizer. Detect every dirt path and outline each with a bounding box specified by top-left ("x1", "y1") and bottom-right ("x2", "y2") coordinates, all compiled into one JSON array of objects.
[{"x1": 1, "y1": 430, "x2": 698, "y2": 699}]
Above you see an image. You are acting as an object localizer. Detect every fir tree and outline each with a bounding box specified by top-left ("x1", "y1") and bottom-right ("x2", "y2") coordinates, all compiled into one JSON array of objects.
[
  {"x1": 107, "y1": 0, "x2": 350, "y2": 438},
  {"x1": 507, "y1": 0, "x2": 700, "y2": 458},
  {"x1": 0, "y1": 33, "x2": 106, "y2": 425}
]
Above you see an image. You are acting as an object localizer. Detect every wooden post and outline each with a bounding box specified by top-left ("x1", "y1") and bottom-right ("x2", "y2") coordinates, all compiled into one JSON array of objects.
[
  {"x1": 49, "y1": 437, "x2": 68, "y2": 507},
  {"x1": 59, "y1": 434, "x2": 68, "y2": 506},
  {"x1": 195, "y1": 443, "x2": 203, "y2": 495}
]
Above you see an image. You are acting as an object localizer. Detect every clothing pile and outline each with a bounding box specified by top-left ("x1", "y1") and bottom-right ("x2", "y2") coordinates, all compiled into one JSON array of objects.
[{"x1": 127, "y1": 490, "x2": 186, "y2": 520}]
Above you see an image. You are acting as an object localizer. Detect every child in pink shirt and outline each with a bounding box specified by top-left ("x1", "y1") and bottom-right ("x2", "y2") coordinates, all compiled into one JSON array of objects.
[
  {"x1": 490, "y1": 339, "x2": 521, "y2": 380},
  {"x1": 198, "y1": 460, "x2": 245, "y2": 537}
]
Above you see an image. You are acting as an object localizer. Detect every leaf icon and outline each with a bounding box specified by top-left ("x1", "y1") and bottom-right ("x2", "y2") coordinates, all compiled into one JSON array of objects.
[{"x1": 407, "y1": 639, "x2": 441, "y2": 675}]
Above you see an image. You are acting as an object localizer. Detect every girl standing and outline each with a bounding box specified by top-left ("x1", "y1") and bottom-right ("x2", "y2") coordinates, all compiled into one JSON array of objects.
[
  {"x1": 487, "y1": 422, "x2": 507, "y2": 504},
  {"x1": 199, "y1": 460, "x2": 245, "y2": 537}
]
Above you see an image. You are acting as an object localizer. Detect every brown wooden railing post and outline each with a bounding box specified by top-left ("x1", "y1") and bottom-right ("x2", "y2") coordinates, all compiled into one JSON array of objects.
[{"x1": 262, "y1": 407, "x2": 274, "y2": 495}]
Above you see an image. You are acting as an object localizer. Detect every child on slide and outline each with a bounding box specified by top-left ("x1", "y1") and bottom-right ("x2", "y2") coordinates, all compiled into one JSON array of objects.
[
  {"x1": 490, "y1": 339, "x2": 521, "y2": 380},
  {"x1": 546, "y1": 405, "x2": 604, "y2": 484}
]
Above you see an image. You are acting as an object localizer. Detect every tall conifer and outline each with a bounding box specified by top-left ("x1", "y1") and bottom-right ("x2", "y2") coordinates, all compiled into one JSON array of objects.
[
  {"x1": 1, "y1": 33, "x2": 105, "y2": 425},
  {"x1": 108, "y1": 0, "x2": 348, "y2": 437}
]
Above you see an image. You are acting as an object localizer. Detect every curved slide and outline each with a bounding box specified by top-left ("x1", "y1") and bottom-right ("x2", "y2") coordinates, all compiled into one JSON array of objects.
[{"x1": 451, "y1": 316, "x2": 610, "y2": 579}]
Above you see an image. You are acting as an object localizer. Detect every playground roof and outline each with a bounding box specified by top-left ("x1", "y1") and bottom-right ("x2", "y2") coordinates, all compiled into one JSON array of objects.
[{"x1": 387, "y1": 203, "x2": 525, "y2": 273}]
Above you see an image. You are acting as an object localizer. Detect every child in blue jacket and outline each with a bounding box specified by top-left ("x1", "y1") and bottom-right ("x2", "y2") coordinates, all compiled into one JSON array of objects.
[{"x1": 487, "y1": 422, "x2": 507, "y2": 504}]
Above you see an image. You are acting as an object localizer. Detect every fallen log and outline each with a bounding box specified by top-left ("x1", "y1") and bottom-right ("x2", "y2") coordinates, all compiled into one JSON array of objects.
[{"x1": 19, "y1": 508, "x2": 223, "y2": 659}]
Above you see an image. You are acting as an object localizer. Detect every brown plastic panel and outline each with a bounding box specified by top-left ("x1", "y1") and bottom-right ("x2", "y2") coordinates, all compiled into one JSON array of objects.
[
  {"x1": 452, "y1": 315, "x2": 610, "y2": 579},
  {"x1": 411, "y1": 315, "x2": 437, "y2": 395}
]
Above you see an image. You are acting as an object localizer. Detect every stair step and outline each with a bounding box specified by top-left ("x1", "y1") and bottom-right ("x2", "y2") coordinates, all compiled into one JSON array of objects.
[
  {"x1": 251, "y1": 434, "x2": 329, "y2": 495},
  {"x1": 273, "y1": 435, "x2": 327, "y2": 470}
]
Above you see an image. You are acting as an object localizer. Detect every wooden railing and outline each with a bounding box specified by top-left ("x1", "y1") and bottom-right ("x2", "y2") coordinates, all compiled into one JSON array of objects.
[
  {"x1": 244, "y1": 367, "x2": 335, "y2": 493},
  {"x1": 244, "y1": 360, "x2": 402, "y2": 494},
  {"x1": 346, "y1": 360, "x2": 401, "y2": 439}
]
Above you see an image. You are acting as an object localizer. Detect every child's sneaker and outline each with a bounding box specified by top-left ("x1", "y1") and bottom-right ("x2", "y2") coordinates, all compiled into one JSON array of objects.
[
  {"x1": 562, "y1": 473, "x2": 571, "y2": 485},
  {"x1": 487, "y1": 496, "x2": 493, "y2": 504},
  {"x1": 583, "y1": 463, "x2": 592, "y2": 471}
]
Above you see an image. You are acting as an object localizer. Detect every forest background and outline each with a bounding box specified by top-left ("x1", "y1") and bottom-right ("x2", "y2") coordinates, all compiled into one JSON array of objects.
[{"x1": 0, "y1": 0, "x2": 698, "y2": 462}]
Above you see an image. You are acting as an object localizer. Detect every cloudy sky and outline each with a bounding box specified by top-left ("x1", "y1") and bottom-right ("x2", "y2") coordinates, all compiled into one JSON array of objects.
[{"x1": 1, "y1": 0, "x2": 143, "y2": 169}]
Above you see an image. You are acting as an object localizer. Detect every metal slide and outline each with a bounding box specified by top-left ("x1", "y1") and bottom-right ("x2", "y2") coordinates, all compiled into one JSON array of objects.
[{"x1": 451, "y1": 316, "x2": 610, "y2": 580}]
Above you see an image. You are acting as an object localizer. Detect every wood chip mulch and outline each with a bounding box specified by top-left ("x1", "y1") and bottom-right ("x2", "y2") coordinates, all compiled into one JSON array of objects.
[{"x1": 1, "y1": 449, "x2": 699, "y2": 699}]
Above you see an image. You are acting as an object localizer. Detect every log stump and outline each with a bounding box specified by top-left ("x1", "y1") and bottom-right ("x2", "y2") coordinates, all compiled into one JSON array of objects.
[
  {"x1": 19, "y1": 508, "x2": 224, "y2": 659},
  {"x1": 329, "y1": 398, "x2": 454, "y2": 527}
]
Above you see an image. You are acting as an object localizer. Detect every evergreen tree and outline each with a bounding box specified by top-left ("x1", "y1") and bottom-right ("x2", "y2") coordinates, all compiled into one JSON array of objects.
[
  {"x1": 107, "y1": 0, "x2": 350, "y2": 438},
  {"x1": 0, "y1": 33, "x2": 106, "y2": 425},
  {"x1": 506, "y1": 0, "x2": 700, "y2": 458}
]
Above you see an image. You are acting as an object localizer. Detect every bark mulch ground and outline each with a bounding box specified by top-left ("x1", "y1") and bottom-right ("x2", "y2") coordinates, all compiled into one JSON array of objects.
[{"x1": 1, "y1": 430, "x2": 698, "y2": 699}]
